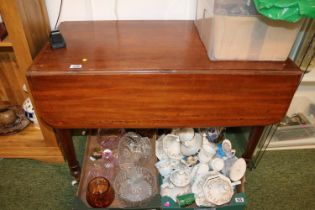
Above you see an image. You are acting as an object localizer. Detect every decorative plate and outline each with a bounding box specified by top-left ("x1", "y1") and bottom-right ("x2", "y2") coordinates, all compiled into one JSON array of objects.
[
  {"x1": 229, "y1": 158, "x2": 246, "y2": 182},
  {"x1": 202, "y1": 174, "x2": 234, "y2": 206}
]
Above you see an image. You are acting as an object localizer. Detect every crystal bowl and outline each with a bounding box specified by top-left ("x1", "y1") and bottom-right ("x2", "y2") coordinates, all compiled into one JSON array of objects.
[{"x1": 114, "y1": 167, "x2": 157, "y2": 207}]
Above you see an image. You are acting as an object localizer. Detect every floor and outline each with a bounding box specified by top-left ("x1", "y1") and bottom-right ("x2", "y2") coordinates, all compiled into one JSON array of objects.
[{"x1": 0, "y1": 137, "x2": 314, "y2": 210}]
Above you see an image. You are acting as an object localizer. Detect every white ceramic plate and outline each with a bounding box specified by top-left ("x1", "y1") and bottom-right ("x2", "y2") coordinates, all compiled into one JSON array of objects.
[
  {"x1": 229, "y1": 158, "x2": 246, "y2": 182},
  {"x1": 202, "y1": 174, "x2": 234, "y2": 206}
]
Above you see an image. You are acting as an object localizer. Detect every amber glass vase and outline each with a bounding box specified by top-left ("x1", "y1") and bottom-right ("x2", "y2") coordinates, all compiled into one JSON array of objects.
[{"x1": 86, "y1": 177, "x2": 115, "y2": 208}]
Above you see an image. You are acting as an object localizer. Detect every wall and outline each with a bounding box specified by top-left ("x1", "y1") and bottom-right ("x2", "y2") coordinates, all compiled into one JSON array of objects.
[{"x1": 45, "y1": 0, "x2": 197, "y2": 29}]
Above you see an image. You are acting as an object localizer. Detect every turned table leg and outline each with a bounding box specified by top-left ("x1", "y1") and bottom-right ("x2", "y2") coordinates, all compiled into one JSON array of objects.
[
  {"x1": 242, "y1": 126, "x2": 265, "y2": 167},
  {"x1": 56, "y1": 129, "x2": 81, "y2": 181}
]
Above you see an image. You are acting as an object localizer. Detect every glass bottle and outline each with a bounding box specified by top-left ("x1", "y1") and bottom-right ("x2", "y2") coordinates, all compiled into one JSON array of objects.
[{"x1": 102, "y1": 149, "x2": 115, "y2": 181}]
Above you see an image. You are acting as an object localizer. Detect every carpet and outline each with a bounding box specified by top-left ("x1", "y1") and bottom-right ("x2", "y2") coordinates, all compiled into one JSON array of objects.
[
  {"x1": 0, "y1": 137, "x2": 314, "y2": 210},
  {"x1": 245, "y1": 149, "x2": 315, "y2": 210}
]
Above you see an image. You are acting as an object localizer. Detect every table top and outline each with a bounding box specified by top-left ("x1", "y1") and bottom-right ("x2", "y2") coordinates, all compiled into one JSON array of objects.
[
  {"x1": 30, "y1": 20, "x2": 299, "y2": 75},
  {"x1": 27, "y1": 20, "x2": 301, "y2": 128}
]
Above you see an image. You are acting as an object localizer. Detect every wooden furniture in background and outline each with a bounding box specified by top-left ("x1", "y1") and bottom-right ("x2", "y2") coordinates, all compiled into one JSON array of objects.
[
  {"x1": 27, "y1": 21, "x2": 302, "y2": 180},
  {"x1": 0, "y1": 0, "x2": 62, "y2": 163}
]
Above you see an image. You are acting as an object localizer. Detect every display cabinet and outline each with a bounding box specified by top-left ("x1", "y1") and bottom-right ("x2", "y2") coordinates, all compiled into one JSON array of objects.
[{"x1": 0, "y1": 0, "x2": 62, "y2": 162}]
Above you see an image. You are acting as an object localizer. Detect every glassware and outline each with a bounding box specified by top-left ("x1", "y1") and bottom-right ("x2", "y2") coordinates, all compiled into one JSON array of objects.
[
  {"x1": 86, "y1": 177, "x2": 115, "y2": 208},
  {"x1": 86, "y1": 163, "x2": 105, "y2": 183},
  {"x1": 102, "y1": 149, "x2": 116, "y2": 181},
  {"x1": 118, "y1": 132, "x2": 152, "y2": 169},
  {"x1": 97, "y1": 129, "x2": 125, "y2": 150},
  {"x1": 114, "y1": 167, "x2": 156, "y2": 207},
  {"x1": 88, "y1": 149, "x2": 117, "y2": 182}
]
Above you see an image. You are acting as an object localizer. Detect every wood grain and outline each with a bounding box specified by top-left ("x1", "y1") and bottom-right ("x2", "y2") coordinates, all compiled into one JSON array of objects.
[
  {"x1": 0, "y1": 36, "x2": 13, "y2": 47},
  {"x1": 27, "y1": 20, "x2": 303, "y2": 180},
  {"x1": 16, "y1": 0, "x2": 50, "y2": 58},
  {"x1": 27, "y1": 21, "x2": 302, "y2": 129},
  {"x1": 28, "y1": 72, "x2": 300, "y2": 128},
  {"x1": 0, "y1": 52, "x2": 26, "y2": 105},
  {"x1": 0, "y1": 0, "x2": 59, "y2": 160},
  {"x1": 30, "y1": 21, "x2": 299, "y2": 73},
  {"x1": 0, "y1": 124, "x2": 64, "y2": 163},
  {"x1": 0, "y1": 0, "x2": 33, "y2": 74},
  {"x1": 55, "y1": 129, "x2": 81, "y2": 181}
]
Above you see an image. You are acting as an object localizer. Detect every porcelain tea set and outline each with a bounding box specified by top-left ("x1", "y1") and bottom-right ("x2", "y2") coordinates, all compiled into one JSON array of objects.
[{"x1": 155, "y1": 128, "x2": 246, "y2": 207}]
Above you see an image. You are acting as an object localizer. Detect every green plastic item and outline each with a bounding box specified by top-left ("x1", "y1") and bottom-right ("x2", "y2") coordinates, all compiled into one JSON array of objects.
[
  {"x1": 176, "y1": 194, "x2": 195, "y2": 207},
  {"x1": 253, "y1": 0, "x2": 315, "y2": 22}
]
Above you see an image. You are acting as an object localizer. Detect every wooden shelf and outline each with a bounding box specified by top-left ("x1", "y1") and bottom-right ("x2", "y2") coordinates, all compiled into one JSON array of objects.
[
  {"x1": 0, "y1": 123, "x2": 44, "y2": 146},
  {"x1": 0, "y1": 123, "x2": 63, "y2": 163},
  {"x1": 0, "y1": 35, "x2": 12, "y2": 47},
  {"x1": 0, "y1": 0, "x2": 60, "y2": 162}
]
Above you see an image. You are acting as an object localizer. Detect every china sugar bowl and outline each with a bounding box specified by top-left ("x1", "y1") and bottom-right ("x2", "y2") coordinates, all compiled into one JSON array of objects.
[
  {"x1": 180, "y1": 132, "x2": 202, "y2": 156},
  {"x1": 170, "y1": 169, "x2": 191, "y2": 187}
]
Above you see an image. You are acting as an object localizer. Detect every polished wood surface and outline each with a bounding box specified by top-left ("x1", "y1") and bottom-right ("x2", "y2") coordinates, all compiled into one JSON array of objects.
[
  {"x1": 0, "y1": 36, "x2": 13, "y2": 47},
  {"x1": 0, "y1": 0, "x2": 32, "y2": 73},
  {"x1": 28, "y1": 72, "x2": 300, "y2": 128},
  {"x1": 56, "y1": 129, "x2": 81, "y2": 181},
  {"x1": 0, "y1": 0, "x2": 60, "y2": 162},
  {"x1": 15, "y1": 0, "x2": 50, "y2": 58},
  {"x1": 0, "y1": 124, "x2": 63, "y2": 163},
  {"x1": 31, "y1": 21, "x2": 299, "y2": 73},
  {"x1": 28, "y1": 21, "x2": 301, "y2": 129},
  {"x1": 0, "y1": 51, "x2": 25, "y2": 105}
]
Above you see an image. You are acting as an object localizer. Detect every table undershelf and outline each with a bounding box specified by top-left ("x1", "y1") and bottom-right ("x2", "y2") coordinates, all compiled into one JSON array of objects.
[{"x1": 74, "y1": 130, "x2": 246, "y2": 210}]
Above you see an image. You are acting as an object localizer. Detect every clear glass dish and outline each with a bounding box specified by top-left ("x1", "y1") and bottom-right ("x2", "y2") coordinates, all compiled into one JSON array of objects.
[
  {"x1": 114, "y1": 167, "x2": 157, "y2": 207},
  {"x1": 118, "y1": 132, "x2": 152, "y2": 169}
]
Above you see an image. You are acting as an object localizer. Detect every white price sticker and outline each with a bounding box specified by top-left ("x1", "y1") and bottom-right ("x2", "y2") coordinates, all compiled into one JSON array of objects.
[
  {"x1": 69, "y1": 64, "x2": 82, "y2": 69},
  {"x1": 235, "y1": 197, "x2": 245, "y2": 203}
]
